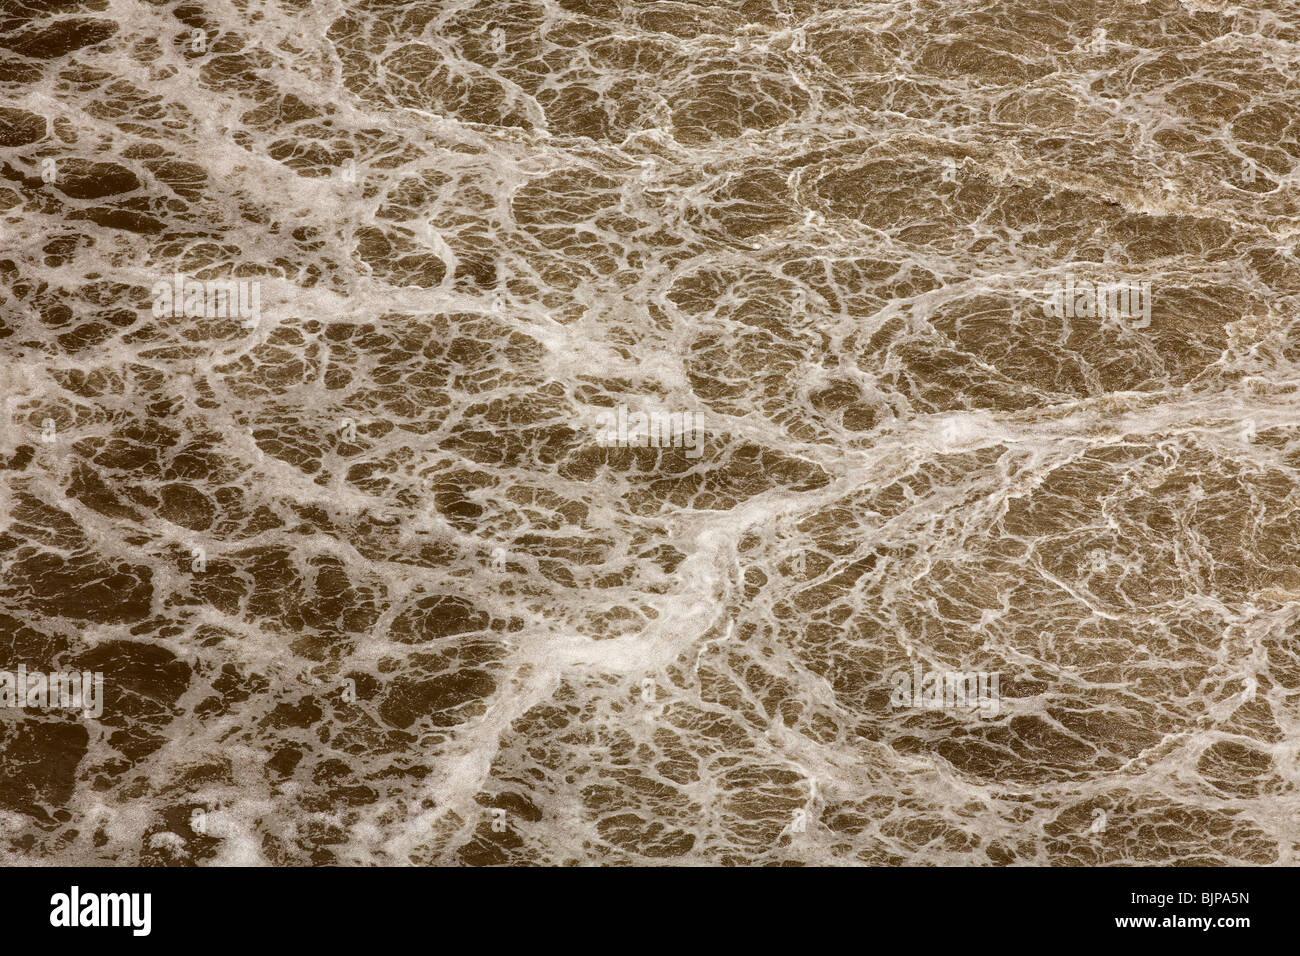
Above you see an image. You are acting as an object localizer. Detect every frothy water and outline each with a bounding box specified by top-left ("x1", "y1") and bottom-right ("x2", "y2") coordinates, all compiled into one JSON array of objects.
[{"x1": 1, "y1": 0, "x2": 1299, "y2": 865}]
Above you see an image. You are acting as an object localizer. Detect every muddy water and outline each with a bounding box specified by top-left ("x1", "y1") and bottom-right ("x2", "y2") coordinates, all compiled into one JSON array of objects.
[{"x1": 0, "y1": 0, "x2": 1299, "y2": 865}]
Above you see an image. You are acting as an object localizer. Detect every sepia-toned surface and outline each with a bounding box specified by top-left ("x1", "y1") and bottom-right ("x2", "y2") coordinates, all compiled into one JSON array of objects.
[{"x1": 1, "y1": 0, "x2": 1299, "y2": 865}]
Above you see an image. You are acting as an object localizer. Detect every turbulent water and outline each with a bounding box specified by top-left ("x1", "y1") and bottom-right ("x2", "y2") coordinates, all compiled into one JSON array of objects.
[{"x1": 0, "y1": 0, "x2": 1299, "y2": 866}]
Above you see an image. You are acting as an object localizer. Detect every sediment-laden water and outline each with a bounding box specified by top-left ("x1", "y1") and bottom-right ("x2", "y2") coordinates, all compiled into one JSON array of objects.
[{"x1": 1, "y1": 0, "x2": 1299, "y2": 865}]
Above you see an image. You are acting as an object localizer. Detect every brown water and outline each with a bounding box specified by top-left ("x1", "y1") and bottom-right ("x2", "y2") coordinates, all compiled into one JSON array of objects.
[{"x1": 0, "y1": 0, "x2": 1299, "y2": 865}]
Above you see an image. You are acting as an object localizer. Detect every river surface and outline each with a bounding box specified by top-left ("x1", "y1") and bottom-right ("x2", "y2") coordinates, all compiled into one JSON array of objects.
[{"x1": 1, "y1": 0, "x2": 1299, "y2": 865}]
